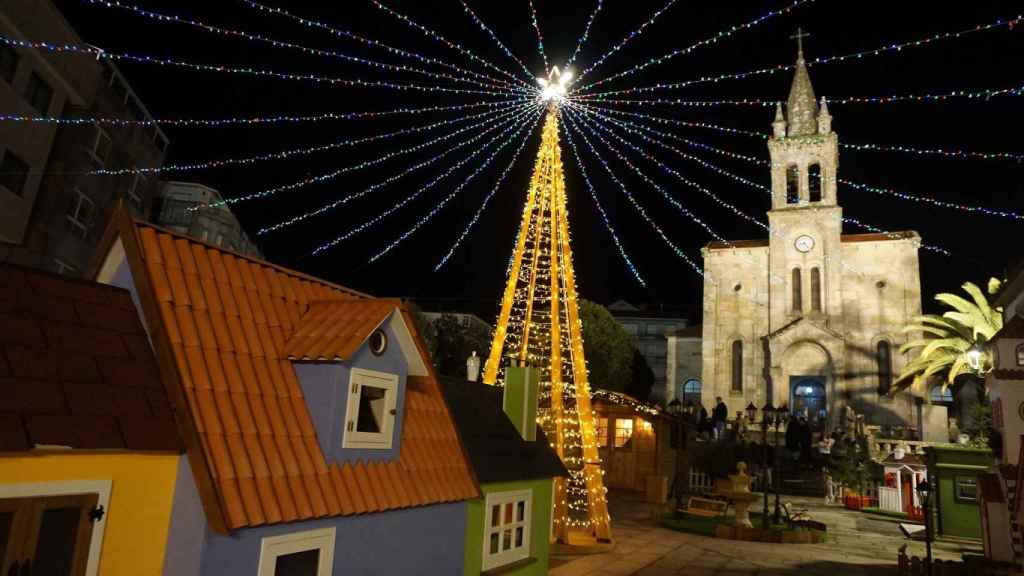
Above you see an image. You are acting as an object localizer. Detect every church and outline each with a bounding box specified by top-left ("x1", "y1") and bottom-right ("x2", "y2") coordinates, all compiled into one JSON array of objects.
[{"x1": 699, "y1": 44, "x2": 926, "y2": 431}]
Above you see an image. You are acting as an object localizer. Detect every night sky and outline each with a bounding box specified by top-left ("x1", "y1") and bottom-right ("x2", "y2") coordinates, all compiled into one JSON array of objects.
[{"x1": 56, "y1": 1, "x2": 1022, "y2": 319}]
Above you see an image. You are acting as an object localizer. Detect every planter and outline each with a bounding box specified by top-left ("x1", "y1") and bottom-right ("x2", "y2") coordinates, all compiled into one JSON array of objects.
[{"x1": 844, "y1": 495, "x2": 872, "y2": 510}]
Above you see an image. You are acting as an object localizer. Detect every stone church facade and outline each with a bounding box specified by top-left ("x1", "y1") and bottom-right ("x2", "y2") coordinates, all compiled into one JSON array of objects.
[{"x1": 700, "y1": 47, "x2": 924, "y2": 429}]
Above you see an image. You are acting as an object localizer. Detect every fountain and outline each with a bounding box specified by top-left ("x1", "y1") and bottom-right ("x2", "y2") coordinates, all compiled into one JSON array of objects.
[{"x1": 716, "y1": 462, "x2": 760, "y2": 528}]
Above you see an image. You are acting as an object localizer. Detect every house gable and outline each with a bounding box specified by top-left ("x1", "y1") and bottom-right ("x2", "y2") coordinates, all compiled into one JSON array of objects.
[{"x1": 93, "y1": 210, "x2": 477, "y2": 533}]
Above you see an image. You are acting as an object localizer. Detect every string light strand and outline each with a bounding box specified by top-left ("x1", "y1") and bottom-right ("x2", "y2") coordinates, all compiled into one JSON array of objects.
[
  {"x1": 575, "y1": 0, "x2": 679, "y2": 84},
  {"x1": 566, "y1": 0, "x2": 603, "y2": 67}
]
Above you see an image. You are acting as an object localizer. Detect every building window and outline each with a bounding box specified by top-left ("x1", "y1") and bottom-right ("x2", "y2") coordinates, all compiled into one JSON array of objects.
[
  {"x1": 731, "y1": 340, "x2": 743, "y2": 392},
  {"x1": 0, "y1": 149, "x2": 30, "y2": 196},
  {"x1": 482, "y1": 490, "x2": 531, "y2": 571},
  {"x1": 67, "y1": 188, "x2": 96, "y2": 238},
  {"x1": 930, "y1": 385, "x2": 954, "y2": 405},
  {"x1": 613, "y1": 418, "x2": 634, "y2": 448},
  {"x1": 808, "y1": 163, "x2": 822, "y2": 202},
  {"x1": 596, "y1": 416, "x2": 609, "y2": 447},
  {"x1": 257, "y1": 527, "x2": 335, "y2": 576},
  {"x1": 785, "y1": 165, "x2": 799, "y2": 204},
  {"x1": 0, "y1": 492, "x2": 100, "y2": 576},
  {"x1": 126, "y1": 172, "x2": 145, "y2": 208},
  {"x1": 24, "y1": 72, "x2": 53, "y2": 115},
  {"x1": 954, "y1": 476, "x2": 977, "y2": 502},
  {"x1": 810, "y1": 267, "x2": 822, "y2": 312},
  {"x1": 88, "y1": 125, "x2": 112, "y2": 167},
  {"x1": 791, "y1": 268, "x2": 802, "y2": 313},
  {"x1": 877, "y1": 341, "x2": 892, "y2": 395},
  {"x1": 342, "y1": 368, "x2": 397, "y2": 449},
  {"x1": 682, "y1": 378, "x2": 702, "y2": 406},
  {"x1": 1017, "y1": 344, "x2": 1024, "y2": 366},
  {"x1": 0, "y1": 45, "x2": 19, "y2": 83},
  {"x1": 54, "y1": 258, "x2": 77, "y2": 276}
]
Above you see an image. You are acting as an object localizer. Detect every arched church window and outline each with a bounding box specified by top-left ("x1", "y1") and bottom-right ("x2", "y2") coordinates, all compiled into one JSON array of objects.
[
  {"x1": 808, "y1": 163, "x2": 822, "y2": 202},
  {"x1": 877, "y1": 341, "x2": 893, "y2": 394},
  {"x1": 785, "y1": 165, "x2": 799, "y2": 204},
  {"x1": 1017, "y1": 343, "x2": 1024, "y2": 366},
  {"x1": 811, "y1": 267, "x2": 822, "y2": 312},
  {"x1": 792, "y1": 268, "x2": 802, "y2": 313},
  {"x1": 731, "y1": 341, "x2": 743, "y2": 392},
  {"x1": 682, "y1": 379, "x2": 702, "y2": 405}
]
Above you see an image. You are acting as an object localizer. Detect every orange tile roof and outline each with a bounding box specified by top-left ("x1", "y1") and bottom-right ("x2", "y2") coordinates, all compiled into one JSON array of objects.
[
  {"x1": 110, "y1": 217, "x2": 477, "y2": 532},
  {"x1": 284, "y1": 299, "x2": 400, "y2": 361}
]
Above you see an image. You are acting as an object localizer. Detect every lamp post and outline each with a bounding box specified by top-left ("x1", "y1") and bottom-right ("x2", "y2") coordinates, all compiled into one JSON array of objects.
[
  {"x1": 758, "y1": 402, "x2": 775, "y2": 527},
  {"x1": 965, "y1": 342, "x2": 984, "y2": 373},
  {"x1": 773, "y1": 404, "x2": 789, "y2": 524},
  {"x1": 667, "y1": 398, "x2": 685, "y2": 509},
  {"x1": 917, "y1": 479, "x2": 933, "y2": 576}
]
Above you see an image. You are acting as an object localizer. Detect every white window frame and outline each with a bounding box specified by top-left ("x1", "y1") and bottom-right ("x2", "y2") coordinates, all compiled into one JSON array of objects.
[
  {"x1": 54, "y1": 258, "x2": 77, "y2": 275},
  {"x1": 342, "y1": 367, "x2": 398, "y2": 449},
  {"x1": 126, "y1": 172, "x2": 144, "y2": 207},
  {"x1": 88, "y1": 124, "x2": 111, "y2": 167},
  {"x1": 482, "y1": 489, "x2": 531, "y2": 571},
  {"x1": 257, "y1": 527, "x2": 335, "y2": 576},
  {"x1": 67, "y1": 187, "x2": 95, "y2": 238},
  {"x1": 0, "y1": 479, "x2": 112, "y2": 576}
]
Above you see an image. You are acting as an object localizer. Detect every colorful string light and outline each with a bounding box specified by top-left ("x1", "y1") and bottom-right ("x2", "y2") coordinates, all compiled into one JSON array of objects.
[
  {"x1": 562, "y1": 112, "x2": 704, "y2": 276},
  {"x1": 526, "y1": 0, "x2": 550, "y2": 75},
  {"x1": 238, "y1": 0, "x2": 525, "y2": 91},
  {"x1": 81, "y1": 0, "x2": 528, "y2": 94},
  {"x1": 229, "y1": 105, "x2": 533, "y2": 218},
  {"x1": 569, "y1": 109, "x2": 727, "y2": 243},
  {"x1": 367, "y1": 0, "x2": 530, "y2": 87},
  {"x1": 566, "y1": 0, "x2": 603, "y2": 67},
  {"x1": 571, "y1": 104, "x2": 768, "y2": 230},
  {"x1": 0, "y1": 99, "x2": 529, "y2": 128},
  {"x1": 368, "y1": 110, "x2": 545, "y2": 263},
  {"x1": 560, "y1": 113, "x2": 647, "y2": 287},
  {"x1": 575, "y1": 15, "x2": 1024, "y2": 97},
  {"x1": 435, "y1": 110, "x2": 547, "y2": 270},
  {"x1": 575, "y1": 0, "x2": 679, "y2": 84},
  {"x1": 276, "y1": 106, "x2": 540, "y2": 241},
  {"x1": 578, "y1": 0, "x2": 815, "y2": 91},
  {"x1": 841, "y1": 217, "x2": 953, "y2": 257},
  {"x1": 459, "y1": 1, "x2": 534, "y2": 80},
  {"x1": 0, "y1": 34, "x2": 522, "y2": 98},
  {"x1": 838, "y1": 178, "x2": 1024, "y2": 221},
  {"x1": 582, "y1": 103, "x2": 1024, "y2": 162},
  {"x1": 577, "y1": 84, "x2": 1024, "y2": 107},
  {"x1": 99, "y1": 103, "x2": 527, "y2": 175}
]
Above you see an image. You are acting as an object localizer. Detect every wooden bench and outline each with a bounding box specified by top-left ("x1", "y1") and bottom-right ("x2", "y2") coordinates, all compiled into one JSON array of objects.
[{"x1": 679, "y1": 496, "x2": 728, "y2": 518}]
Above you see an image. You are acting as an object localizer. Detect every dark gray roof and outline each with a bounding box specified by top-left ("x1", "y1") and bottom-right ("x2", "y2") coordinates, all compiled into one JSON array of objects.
[{"x1": 440, "y1": 377, "x2": 568, "y2": 484}]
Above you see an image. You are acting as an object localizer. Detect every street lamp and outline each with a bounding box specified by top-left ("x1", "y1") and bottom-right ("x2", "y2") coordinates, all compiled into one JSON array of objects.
[
  {"x1": 917, "y1": 479, "x2": 934, "y2": 576},
  {"x1": 667, "y1": 397, "x2": 686, "y2": 509},
  {"x1": 773, "y1": 404, "x2": 789, "y2": 524},
  {"x1": 759, "y1": 402, "x2": 775, "y2": 527},
  {"x1": 745, "y1": 402, "x2": 758, "y2": 424}
]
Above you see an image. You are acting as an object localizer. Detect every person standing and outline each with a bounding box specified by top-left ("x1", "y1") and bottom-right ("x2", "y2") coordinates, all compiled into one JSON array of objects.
[
  {"x1": 823, "y1": 467, "x2": 835, "y2": 505},
  {"x1": 712, "y1": 397, "x2": 728, "y2": 440}
]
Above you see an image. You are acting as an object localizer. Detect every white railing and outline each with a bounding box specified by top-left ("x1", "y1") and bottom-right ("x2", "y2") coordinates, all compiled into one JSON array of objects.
[
  {"x1": 688, "y1": 468, "x2": 762, "y2": 493},
  {"x1": 879, "y1": 486, "x2": 902, "y2": 513}
]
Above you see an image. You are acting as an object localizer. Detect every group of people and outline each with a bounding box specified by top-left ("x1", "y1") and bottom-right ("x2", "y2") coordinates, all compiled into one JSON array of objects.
[{"x1": 685, "y1": 396, "x2": 733, "y2": 440}]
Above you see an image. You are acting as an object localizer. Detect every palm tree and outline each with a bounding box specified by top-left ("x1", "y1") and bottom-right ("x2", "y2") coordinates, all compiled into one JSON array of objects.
[{"x1": 895, "y1": 280, "x2": 1003, "y2": 392}]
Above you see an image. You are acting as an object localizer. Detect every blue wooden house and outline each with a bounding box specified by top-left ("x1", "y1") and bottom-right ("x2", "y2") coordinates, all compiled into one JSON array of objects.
[{"x1": 91, "y1": 213, "x2": 479, "y2": 575}]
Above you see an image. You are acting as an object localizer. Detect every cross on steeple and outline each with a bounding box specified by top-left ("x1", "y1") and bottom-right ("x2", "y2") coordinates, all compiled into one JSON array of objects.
[{"x1": 790, "y1": 27, "x2": 810, "y2": 58}]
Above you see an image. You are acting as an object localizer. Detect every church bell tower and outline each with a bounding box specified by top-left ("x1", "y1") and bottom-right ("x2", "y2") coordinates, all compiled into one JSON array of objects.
[{"x1": 767, "y1": 32, "x2": 843, "y2": 327}]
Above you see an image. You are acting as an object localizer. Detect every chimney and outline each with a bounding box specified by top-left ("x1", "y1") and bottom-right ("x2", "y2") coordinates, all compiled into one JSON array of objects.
[{"x1": 503, "y1": 358, "x2": 538, "y2": 441}]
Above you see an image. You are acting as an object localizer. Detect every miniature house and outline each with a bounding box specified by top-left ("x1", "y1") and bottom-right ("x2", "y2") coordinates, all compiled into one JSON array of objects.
[
  {"x1": 441, "y1": 363, "x2": 568, "y2": 575},
  {"x1": 0, "y1": 264, "x2": 182, "y2": 576},
  {"x1": 878, "y1": 448, "x2": 926, "y2": 520},
  {"x1": 590, "y1": 389, "x2": 668, "y2": 492},
  {"x1": 91, "y1": 212, "x2": 478, "y2": 575}
]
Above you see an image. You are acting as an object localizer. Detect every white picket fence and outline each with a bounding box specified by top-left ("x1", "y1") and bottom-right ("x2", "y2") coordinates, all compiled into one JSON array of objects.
[
  {"x1": 879, "y1": 486, "x2": 902, "y2": 513},
  {"x1": 688, "y1": 468, "x2": 762, "y2": 493}
]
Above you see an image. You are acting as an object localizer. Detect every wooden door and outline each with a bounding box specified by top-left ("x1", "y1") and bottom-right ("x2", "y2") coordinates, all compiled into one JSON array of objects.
[{"x1": 0, "y1": 494, "x2": 98, "y2": 576}]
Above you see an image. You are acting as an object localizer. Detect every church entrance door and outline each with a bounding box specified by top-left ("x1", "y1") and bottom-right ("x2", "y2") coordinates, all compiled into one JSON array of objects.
[{"x1": 790, "y1": 376, "x2": 827, "y2": 428}]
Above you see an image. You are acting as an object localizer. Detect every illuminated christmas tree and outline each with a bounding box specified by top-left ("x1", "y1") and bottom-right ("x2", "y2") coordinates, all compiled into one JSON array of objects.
[{"x1": 483, "y1": 68, "x2": 611, "y2": 543}]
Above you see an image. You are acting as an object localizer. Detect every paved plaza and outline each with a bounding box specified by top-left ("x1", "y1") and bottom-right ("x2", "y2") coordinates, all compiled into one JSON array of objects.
[{"x1": 549, "y1": 492, "x2": 980, "y2": 576}]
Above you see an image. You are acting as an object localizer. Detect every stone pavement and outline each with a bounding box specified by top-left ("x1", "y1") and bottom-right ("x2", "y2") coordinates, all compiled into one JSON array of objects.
[{"x1": 549, "y1": 492, "x2": 981, "y2": 576}]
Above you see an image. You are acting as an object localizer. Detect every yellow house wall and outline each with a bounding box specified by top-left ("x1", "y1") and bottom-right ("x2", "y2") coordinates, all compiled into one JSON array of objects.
[{"x1": 0, "y1": 452, "x2": 180, "y2": 576}]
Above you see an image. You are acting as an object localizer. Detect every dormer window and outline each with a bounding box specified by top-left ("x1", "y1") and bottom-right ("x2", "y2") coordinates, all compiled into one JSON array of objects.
[{"x1": 343, "y1": 368, "x2": 397, "y2": 449}]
